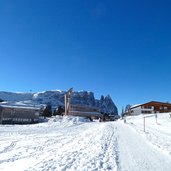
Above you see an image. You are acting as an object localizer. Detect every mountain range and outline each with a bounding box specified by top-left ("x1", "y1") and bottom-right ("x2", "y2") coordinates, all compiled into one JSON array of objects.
[{"x1": 0, "y1": 90, "x2": 118, "y2": 115}]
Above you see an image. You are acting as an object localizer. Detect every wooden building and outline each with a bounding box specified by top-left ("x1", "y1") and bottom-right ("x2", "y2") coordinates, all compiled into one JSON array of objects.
[
  {"x1": 128, "y1": 101, "x2": 171, "y2": 115},
  {"x1": 0, "y1": 105, "x2": 41, "y2": 124},
  {"x1": 68, "y1": 104, "x2": 103, "y2": 119},
  {"x1": 64, "y1": 88, "x2": 102, "y2": 120},
  {"x1": 64, "y1": 88, "x2": 115, "y2": 121}
]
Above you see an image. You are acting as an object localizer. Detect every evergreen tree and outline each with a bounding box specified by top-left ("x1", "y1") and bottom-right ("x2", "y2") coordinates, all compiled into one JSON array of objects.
[
  {"x1": 125, "y1": 104, "x2": 131, "y2": 113},
  {"x1": 121, "y1": 107, "x2": 125, "y2": 118},
  {"x1": 54, "y1": 106, "x2": 65, "y2": 116},
  {"x1": 0, "y1": 99, "x2": 4, "y2": 102},
  {"x1": 42, "y1": 104, "x2": 52, "y2": 117}
]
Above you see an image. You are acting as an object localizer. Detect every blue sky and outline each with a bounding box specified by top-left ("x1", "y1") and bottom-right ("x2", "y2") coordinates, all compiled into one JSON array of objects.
[{"x1": 0, "y1": 0, "x2": 171, "y2": 113}]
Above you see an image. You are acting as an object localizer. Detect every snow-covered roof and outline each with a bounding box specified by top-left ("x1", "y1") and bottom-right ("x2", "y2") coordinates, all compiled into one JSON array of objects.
[
  {"x1": 0, "y1": 104, "x2": 42, "y2": 110},
  {"x1": 130, "y1": 104, "x2": 141, "y2": 108}
]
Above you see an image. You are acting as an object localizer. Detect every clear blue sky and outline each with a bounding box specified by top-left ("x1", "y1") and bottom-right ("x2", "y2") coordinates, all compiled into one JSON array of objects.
[{"x1": 0, "y1": 0, "x2": 171, "y2": 113}]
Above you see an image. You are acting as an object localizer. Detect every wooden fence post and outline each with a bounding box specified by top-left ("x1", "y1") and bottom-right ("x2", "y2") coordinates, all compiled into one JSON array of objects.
[
  {"x1": 64, "y1": 94, "x2": 67, "y2": 115},
  {"x1": 155, "y1": 114, "x2": 157, "y2": 124},
  {"x1": 143, "y1": 117, "x2": 145, "y2": 132}
]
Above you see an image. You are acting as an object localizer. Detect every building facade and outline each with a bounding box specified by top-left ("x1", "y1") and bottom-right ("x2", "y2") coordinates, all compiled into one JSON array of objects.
[
  {"x1": 129, "y1": 101, "x2": 171, "y2": 115},
  {"x1": 68, "y1": 104, "x2": 102, "y2": 118},
  {"x1": 0, "y1": 105, "x2": 41, "y2": 124}
]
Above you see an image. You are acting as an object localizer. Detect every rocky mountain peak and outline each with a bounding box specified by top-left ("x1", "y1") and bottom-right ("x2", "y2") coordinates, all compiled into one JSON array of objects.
[{"x1": 0, "y1": 90, "x2": 118, "y2": 115}]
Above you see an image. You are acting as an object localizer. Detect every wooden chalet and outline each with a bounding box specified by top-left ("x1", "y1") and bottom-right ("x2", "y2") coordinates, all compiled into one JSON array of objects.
[{"x1": 128, "y1": 101, "x2": 171, "y2": 115}]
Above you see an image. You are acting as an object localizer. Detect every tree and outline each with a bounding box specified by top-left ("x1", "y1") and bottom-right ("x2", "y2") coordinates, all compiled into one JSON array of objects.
[
  {"x1": 53, "y1": 106, "x2": 65, "y2": 116},
  {"x1": 121, "y1": 107, "x2": 125, "y2": 118},
  {"x1": 42, "y1": 104, "x2": 52, "y2": 117},
  {"x1": 125, "y1": 104, "x2": 131, "y2": 113},
  {"x1": 0, "y1": 99, "x2": 4, "y2": 102}
]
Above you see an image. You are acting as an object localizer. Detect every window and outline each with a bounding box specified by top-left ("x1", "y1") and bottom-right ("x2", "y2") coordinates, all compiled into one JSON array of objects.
[
  {"x1": 143, "y1": 106, "x2": 152, "y2": 109},
  {"x1": 142, "y1": 110, "x2": 152, "y2": 114}
]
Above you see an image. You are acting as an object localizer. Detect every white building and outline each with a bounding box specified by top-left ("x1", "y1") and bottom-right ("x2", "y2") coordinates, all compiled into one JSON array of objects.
[{"x1": 128, "y1": 101, "x2": 171, "y2": 115}]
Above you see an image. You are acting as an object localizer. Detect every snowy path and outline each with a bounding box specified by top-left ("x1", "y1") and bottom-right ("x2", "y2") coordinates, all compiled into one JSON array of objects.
[
  {"x1": 0, "y1": 117, "x2": 171, "y2": 171},
  {"x1": 116, "y1": 122, "x2": 171, "y2": 171},
  {"x1": 126, "y1": 114, "x2": 171, "y2": 156}
]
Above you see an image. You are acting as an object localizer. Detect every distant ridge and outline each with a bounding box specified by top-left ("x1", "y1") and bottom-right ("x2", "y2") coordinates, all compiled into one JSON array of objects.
[{"x1": 0, "y1": 90, "x2": 118, "y2": 115}]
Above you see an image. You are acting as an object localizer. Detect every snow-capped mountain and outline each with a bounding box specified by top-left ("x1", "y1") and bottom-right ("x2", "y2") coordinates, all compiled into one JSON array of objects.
[
  {"x1": 0, "y1": 91, "x2": 33, "y2": 101},
  {"x1": 0, "y1": 90, "x2": 118, "y2": 115}
]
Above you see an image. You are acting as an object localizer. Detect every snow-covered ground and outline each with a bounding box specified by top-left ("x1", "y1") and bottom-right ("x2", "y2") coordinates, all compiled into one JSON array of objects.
[
  {"x1": 0, "y1": 114, "x2": 171, "y2": 171},
  {"x1": 125, "y1": 113, "x2": 171, "y2": 156}
]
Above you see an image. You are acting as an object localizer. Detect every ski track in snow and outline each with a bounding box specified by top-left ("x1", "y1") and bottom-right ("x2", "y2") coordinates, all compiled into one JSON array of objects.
[
  {"x1": 0, "y1": 141, "x2": 17, "y2": 154},
  {"x1": 116, "y1": 122, "x2": 171, "y2": 171},
  {"x1": 0, "y1": 115, "x2": 171, "y2": 171}
]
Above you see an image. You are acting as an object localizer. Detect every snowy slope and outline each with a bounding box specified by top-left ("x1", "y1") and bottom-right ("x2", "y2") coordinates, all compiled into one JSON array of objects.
[
  {"x1": 0, "y1": 91, "x2": 33, "y2": 101},
  {"x1": 0, "y1": 115, "x2": 171, "y2": 171}
]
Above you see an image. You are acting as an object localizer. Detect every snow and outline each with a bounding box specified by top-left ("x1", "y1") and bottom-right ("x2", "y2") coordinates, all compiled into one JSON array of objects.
[
  {"x1": 0, "y1": 114, "x2": 171, "y2": 171},
  {"x1": 0, "y1": 104, "x2": 41, "y2": 110},
  {"x1": 125, "y1": 113, "x2": 171, "y2": 156},
  {"x1": 116, "y1": 122, "x2": 171, "y2": 171},
  {"x1": 130, "y1": 104, "x2": 141, "y2": 108},
  {"x1": 0, "y1": 92, "x2": 33, "y2": 102}
]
